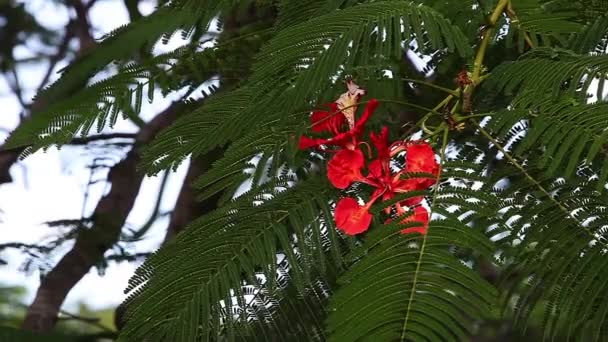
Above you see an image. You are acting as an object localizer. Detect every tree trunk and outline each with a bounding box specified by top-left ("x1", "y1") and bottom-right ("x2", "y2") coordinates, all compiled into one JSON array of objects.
[{"x1": 21, "y1": 103, "x2": 181, "y2": 332}]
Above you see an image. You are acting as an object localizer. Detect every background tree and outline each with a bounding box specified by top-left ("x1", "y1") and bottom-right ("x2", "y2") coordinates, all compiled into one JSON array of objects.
[{"x1": 2, "y1": 0, "x2": 608, "y2": 341}]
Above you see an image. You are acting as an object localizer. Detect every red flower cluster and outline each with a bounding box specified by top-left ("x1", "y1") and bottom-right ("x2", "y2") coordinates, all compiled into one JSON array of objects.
[{"x1": 299, "y1": 81, "x2": 440, "y2": 236}]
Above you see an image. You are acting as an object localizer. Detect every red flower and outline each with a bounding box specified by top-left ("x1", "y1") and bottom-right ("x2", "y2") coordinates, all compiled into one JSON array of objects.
[
  {"x1": 403, "y1": 142, "x2": 440, "y2": 189},
  {"x1": 334, "y1": 198, "x2": 373, "y2": 235},
  {"x1": 388, "y1": 179, "x2": 425, "y2": 207},
  {"x1": 399, "y1": 206, "x2": 429, "y2": 235},
  {"x1": 362, "y1": 138, "x2": 439, "y2": 214},
  {"x1": 364, "y1": 151, "x2": 429, "y2": 203},
  {"x1": 370, "y1": 127, "x2": 389, "y2": 156},
  {"x1": 310, "y1": 103, "x2": 345, "y2": 134},
  {"x1": 331, "y1": 140, "x2": 439, "y2": 236},
  {"x1": 299, "y1": 83, "x2": 440, "y2": 237},
  {"x1": 366, "y1": 158, "x2": 384, "y2": 181},
  {"x1": 299, "y1": 99, "x2": 379, "y2": 150},
  {"x1": 384, "y1": 205, "x2": 429, "y2": 235},
  {"x1": 334, "y1": 189, "x2": 385, "y2": 235},
  {"x1": 369, "y1": 126, "x2": 390, "y2": 176},
  {"x1": 327, "y1": 149, "x2": 378, "y2": 189}
]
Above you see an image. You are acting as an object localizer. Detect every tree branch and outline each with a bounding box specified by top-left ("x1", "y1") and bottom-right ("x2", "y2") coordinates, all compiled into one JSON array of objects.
[
  {"x1": 0, "y1": 133, "x2": 136, "y2": 184},
  {"x1": 68, "y1": 0, "x2": 96, "y2": 55},
  {"x1": 21, "y1": 102, "x2": 183, "y2": 332},
  {"x1": 69, "y1": 133, "x2": 137, "y2": 145},
  {"x1": 6, "y1": 68, "x2": 27, "y2": 109},
  {"x1": 161, "y1": 162, "x2": 200, "y2": 244},
  {"x1": 124, "y1": 170, "x2": 170, "y2": 242},
  {"x1": 0, "y1": 0, "x2": 95, "y2": 186},
  {"x1": 124, "y1": 0, "x2": 142, "y2": 21},
  {"x1": 57, "y1": 309, "x2": 114, "y2": 333},
  {"x1": 35, "y1": 29, "x2": 74, "y2": 94}
]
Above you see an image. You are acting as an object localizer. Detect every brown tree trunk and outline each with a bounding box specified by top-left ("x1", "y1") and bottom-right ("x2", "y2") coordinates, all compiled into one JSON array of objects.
[
  {"x1": 0, "y1": 0, "x2": 95, "y2": 185},
  {"x1": 21, "y1": 103, "x2": 181, "y2": 332},
  {"x1": 161, "y1": 150, "x2": 223, "y2": 244}
]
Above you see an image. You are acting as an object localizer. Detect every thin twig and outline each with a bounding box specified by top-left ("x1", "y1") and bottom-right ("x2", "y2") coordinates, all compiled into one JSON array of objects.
[
  {"x1": 506, "y1": 2, "x2": 535, "y2": 49},
  {"x1": 6, "y1": 69, "x2": 27, "y2": 108},
  {"x1": 69, "y1": 133, "x2": 137, "y2": 145},
  {"x1": 471, "y1": 120, "x2": 608, "y2": 250},
  {"x1": 68, "y1": 0, "x2": 96, "y2": 54},
  {"x1": 125, "y1": 170, "x2": 171, "y2": 241},
  {"x1": 401, "y1": 127, "x2": 450, "y2": 340},
  {"x1": 58, "y1": 309, "x2": 115, "y2": 333},
  {"x1": 36, "y1": 29, "x2": 74, "y2": 94}
]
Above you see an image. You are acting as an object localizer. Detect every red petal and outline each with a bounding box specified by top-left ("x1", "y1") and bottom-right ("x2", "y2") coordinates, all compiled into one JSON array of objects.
[
  {"x1": 351, "y1": 99, "x2": 379, "y2": 138},
  {"x1": 310, "y1": 110, "x2": 332, "y2": 132},
  {"x1": 402, "y1": 196, "x2": 423, "y2": 207},
  {"x1": 300, "y1": 100, "x2": 378, "y2": 151},
  {"x1": 405, "y1": 142, "x2": 440, "y2": 188},
  {"x1": 367, "y1": 159, "x2": 383, "y2": 179},
  {"x1": 370, "y1": 126, "x2": 390, "y2": 159},
  {"x1": 402, "y1": 174, "x2": 438, "y2": 190},
  {"x1": 334, "y1": 197, "x2": 373, "y2": 235},
  {"x1": 310, "y1": 103, "x2": 346, "y2": 134},
  {"x1": 327, "y1": 149, "x2": 365, "y2": 189},
  {"x1": 299, "y1": 136, "x2": 324, "y2": 150},
  {"x1": 405, "y1": 142, "x2": 439, "y2": 175},
  {"x1": 393, "y1": 178, "x2": 426, "y2": 205},
  {"x1": 400, "y1": 206, "x2": 429, "y2": 235}
]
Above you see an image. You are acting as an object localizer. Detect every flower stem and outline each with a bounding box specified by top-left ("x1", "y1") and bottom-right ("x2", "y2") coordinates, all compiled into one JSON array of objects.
[
  {"x1": 376, "y1": 99, "x2": 440, "y2": 115},
  {"x1": 505, "y1": 2, "x2": 535, "y2": 49},
  {"x1": 471, "y1": 0, "x2": 509, "y2": 83}
]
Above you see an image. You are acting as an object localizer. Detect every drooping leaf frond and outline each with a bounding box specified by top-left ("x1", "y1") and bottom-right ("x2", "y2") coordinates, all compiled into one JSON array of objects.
[
  {"x1": 140, "y1": 87, "x2": 254, "y2": 173},
  {"x1": 483, "y1": 99, "x2": 608, "y2": 180},
  {"x1": 505, "y1": 0, "x2": 584, "y2": 51},
  {"x1": 326, "y1": 208, "x2": 498, "y2": 341},
  {"x1": 495, "y1": 166, "x2": 608, "y2": 340},
  {"x1": 442, "y1": 133, "x2": 608, "y2": 341},
  {"x1": 251, "y1": 1, "x2": 473, "y2": 113},
  {"x1": 35, "y1": 6, "x2": 200, "y2": 104},
  {"x1": 4, "y1": 0, "x2": 269, "y2": 155},
  {"x1": 568, "y1": 15, "x2": 608, "y2": 54},
  {"x1": 119, "y1": 177, "x2": 344, "y2": 341},
  {"x1": 484, "y1": 48, "x2": 608, "y2": 106}
]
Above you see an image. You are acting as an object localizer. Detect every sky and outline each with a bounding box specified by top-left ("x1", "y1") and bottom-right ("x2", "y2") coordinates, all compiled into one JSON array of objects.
[{"x1": 0, "y1": 0, "x2": 195, "y2": 311}]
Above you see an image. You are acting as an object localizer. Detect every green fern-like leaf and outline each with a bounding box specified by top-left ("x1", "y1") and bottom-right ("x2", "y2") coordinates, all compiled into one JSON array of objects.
[
  {"x1": 484, "y1": 48, "x2": 608, "y2": 106},
  {"x1": 118, "y1": 177, "x2": 343, "y2": 341},
  {"x1": 505, "y1": 0, "x2": 584, "y2": 51},
  {"x1": 251, "y1": 1, "x2": 473, "y2": 112},
  {"x1": 568, "y1": 15, "x2": 608, "y2": 53},
  {"x1": 484, "y1": 99, "x2": 608, "y2": 180},
  {"x1": 326, "y1": 213, "x2": 498, "y2": 341},
  {"x1": 495, "y1": 167, "x2": 608, "y2": 340},
  {"x1": 4, "y1": 1, "x2": 260, "y2": 153},
  {"x1": 139, "y1": 87, "x2": 254, "y2": 174}
]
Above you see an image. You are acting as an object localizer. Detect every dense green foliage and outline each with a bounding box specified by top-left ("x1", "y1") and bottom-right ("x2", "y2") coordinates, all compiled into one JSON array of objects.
[{"x1": 7, "y1": 0, "x2": 608, "y2": 340}]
